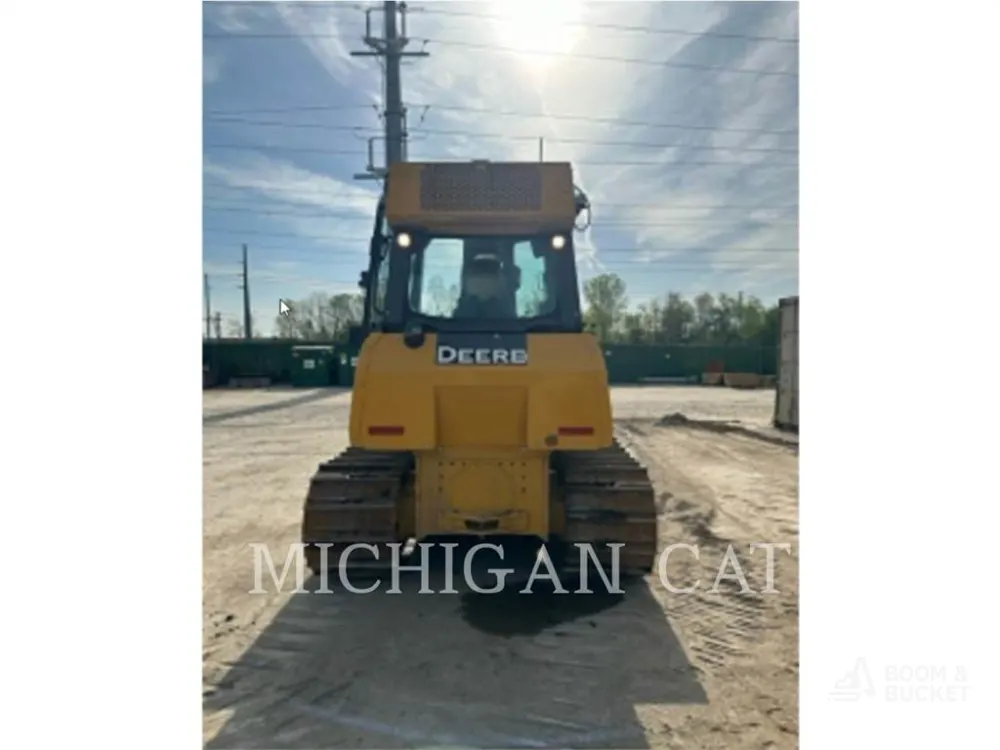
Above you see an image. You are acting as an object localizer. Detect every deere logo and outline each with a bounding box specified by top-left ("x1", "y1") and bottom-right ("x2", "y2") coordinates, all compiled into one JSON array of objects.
[{"x1": 436, "y1": 345, "x2": 528, "y2": 366}]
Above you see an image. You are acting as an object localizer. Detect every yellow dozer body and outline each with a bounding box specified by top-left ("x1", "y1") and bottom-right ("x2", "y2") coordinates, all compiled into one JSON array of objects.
[{"x1": 300, "y1": 161, "x2": 658, "y2": 577}]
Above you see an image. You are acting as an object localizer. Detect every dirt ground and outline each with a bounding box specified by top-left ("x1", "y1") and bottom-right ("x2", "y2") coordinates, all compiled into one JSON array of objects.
[{"x1": 203, "y1": 385, "x2": 798, "y2": 749}]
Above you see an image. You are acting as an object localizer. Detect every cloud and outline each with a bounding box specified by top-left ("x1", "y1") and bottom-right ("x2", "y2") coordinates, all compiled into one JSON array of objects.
[
  {"x1": 203, "y1": 0, "x2": 798, "y2": 317},
  {"x1": 272, "y1": 3, "x2": 365, "y2": 86},
  {"x1": 202, "y1": 152, "x2": 382, "y2": 294},
  {"x1": 205, "y1": 3, "x2": 273, "y2": 34},
  {"x1": 204, "y1": 153, "x2": 378, "y2": 214}
]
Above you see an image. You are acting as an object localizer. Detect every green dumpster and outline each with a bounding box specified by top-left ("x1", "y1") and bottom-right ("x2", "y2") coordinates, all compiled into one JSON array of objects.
[
  {"x1": 338, "y1": 350, "x2": 360, "y2": 388},
  {"x1": 291, "y1": 345, "x2": 335, "y2": 387}
]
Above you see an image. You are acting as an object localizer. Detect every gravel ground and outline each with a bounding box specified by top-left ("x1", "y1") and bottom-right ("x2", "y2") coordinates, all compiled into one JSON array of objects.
[
  {"x1": 611, "y1": 385, "x2": 778, "y2": 427},
  {"x1": 203, "y1": 385, "x2": 798, "y2": 749},
  {"x1": 202, "y1": 387, "x2": 350, "y2": 420}
]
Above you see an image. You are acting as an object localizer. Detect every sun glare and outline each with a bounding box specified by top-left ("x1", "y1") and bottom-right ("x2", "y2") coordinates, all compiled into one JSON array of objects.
[{"x1": 491, "y1": 0, "x2": 585, "y2": 68}]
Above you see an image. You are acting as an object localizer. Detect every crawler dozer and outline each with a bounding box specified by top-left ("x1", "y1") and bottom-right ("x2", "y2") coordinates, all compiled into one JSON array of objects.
[{"x1": 300, "y1": 160, "x2": 658, "y2": 579}]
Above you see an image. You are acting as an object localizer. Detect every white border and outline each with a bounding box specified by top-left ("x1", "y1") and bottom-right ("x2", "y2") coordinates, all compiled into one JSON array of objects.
[
  {"x1": 2, "y1": 1, "x2": 998, "y2": 748},
  {"x1": 803, "y1": 1, "x2": 999, "y2": 747},
  {"x1": 3, "y1": 0, "x2": 202, "y2": 746}
]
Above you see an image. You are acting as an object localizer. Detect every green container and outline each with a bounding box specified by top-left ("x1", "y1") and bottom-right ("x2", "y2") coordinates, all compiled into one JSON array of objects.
[
  {"x1": 203, "y1": 339, "x2": 299, "y2": 384},
  {"x1": 338, "y1": 350, "x2": 359, "y2": 388},
  {"x1": 599, "y1": 344, "x2": 776, "y2": 382},
  {"x1": 291, "y1": 345, "x2": 335, "y2": 387}
]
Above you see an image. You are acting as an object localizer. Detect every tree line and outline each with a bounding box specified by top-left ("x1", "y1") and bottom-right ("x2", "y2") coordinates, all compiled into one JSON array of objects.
[
  {"x1": 267, "y1": 273, "x2": 783, "y2": 347},
  {"x1": 581, "y1": 273, "x2": 781, "y2": 346}
]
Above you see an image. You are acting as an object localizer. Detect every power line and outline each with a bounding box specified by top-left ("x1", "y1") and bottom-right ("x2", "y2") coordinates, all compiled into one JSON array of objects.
[
  {"x1": 204, "y1": 102, "x2": 797, "y2": 137},
  {"x1": 212, "y1": 257, "x2": 795, "y2": 272},
  {"x1": 202, "y1": 227, "x2": 798, "y2": 253},
  {"x1": 206, "y1": 103, "x2": 376, "y2": 116},
  {"x1": 203, "y1": 242, "x2": 801, "y2": 264},
  {"x1": 414, "y1": 104, "x2": 797, "y2": 137},
  {"x1": 203, "y1": 141, "x2": 794, "y2": 169},
  {"x1": 205, "y1": 245, "x2": 798, "y2": 272},
  {"x1": 201, "y1": 187, "x2": 797, "y2": 211},
  {"x1": 204, "y1": 205, "x2": 375, "y2": 220},
  {"x1": 202, "y1": 118, "x2": 797, "y2": 154},
  {"x1": 206, "y1": 227, "x2": 799, "y2": 245},
  {"x1": 471, "y1": 128, "x2": 793, "y2": 154},
  {"x1": 204, "y1": 116, "x2": 381, "y2": 135},
  {"x1": 203, "y1": 232, "x2": 799, "y2": 256},
  {"x1": 199, "y1": 37, "x2": 797, "y2": 76},
  {"x1": 420, "y1": 38, "x2": 797, "y2": 77},
  {"x1": 204, "y1": 252, "x2": 799, "y2": 274},
  {"x1": 202, "y1": 202, "x2": 799, "y2": 219},
  {"x1": 202, "y1": 204, "x2": 797, "y2": 227},
  {"x1": 204, "y1": 7, "x2": 798, "y2": 45},
  {"x1": 413, "y1": 7, "x2": 799, "y2": 44},
  {"x1": 203, "y1": 143, "x2": 372, "y2": 158},
  {"x1": 206, "y1": 252, "x2": 796, "y2": 271}
]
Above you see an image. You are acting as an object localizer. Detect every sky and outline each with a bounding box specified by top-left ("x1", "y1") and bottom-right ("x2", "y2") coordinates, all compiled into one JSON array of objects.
[{"x1": 202, "y1": 0, "x2": 799, "y2": 336}]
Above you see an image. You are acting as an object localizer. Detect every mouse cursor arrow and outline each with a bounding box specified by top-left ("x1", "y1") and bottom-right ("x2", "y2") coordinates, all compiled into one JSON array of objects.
[{"x1": 279, "y1": 299, "x2": 291, "y2": 317}]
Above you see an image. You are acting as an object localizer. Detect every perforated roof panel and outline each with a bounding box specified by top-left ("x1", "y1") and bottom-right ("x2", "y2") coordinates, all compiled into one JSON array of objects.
[{"x1": 418, "y1": 163, "x2": 543, "y2": 212}]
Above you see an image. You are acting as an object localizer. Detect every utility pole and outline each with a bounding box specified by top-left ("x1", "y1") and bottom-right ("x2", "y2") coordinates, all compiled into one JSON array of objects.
[
  {"x1": 212, "y1": 312, "x2": 222, "y2": 340},
  {"x1": 240, "y1": 243, "x2": 252, "y2": 339},
  {"x1": 351, "y1": 1, "x2": 429, "y2": 180},
  {"x1": 203, "y1": 273, "x2": 212, "y2": 339},
  {"x1": 539, "y1": 137, "x2": 544, "y2": 162}
]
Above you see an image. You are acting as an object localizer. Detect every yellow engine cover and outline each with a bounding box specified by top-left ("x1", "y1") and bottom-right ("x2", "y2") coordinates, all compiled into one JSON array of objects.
[
  {"x1": 348, "y1": 332, "x2": 613, "y2": 537},
  {"x1": 349, "y1": 332, "x2": 612, "y2": 452}
]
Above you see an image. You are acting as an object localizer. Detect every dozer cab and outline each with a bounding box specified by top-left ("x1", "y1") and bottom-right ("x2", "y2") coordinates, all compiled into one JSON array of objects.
[{"x1": 300, "y1": 160, "x2": 658, "y2": 580}]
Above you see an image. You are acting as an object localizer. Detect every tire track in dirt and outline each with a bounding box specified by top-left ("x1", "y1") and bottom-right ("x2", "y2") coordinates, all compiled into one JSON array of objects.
[
  {"x1": 618, "y1": 418, "x2": 798, "y2": 543},
  {"x1": 203, "y1": 571, "x2": 707, "y2": 748},
  {"x1": 615, "y1": 419, "x2": 799, "y2": 744}
]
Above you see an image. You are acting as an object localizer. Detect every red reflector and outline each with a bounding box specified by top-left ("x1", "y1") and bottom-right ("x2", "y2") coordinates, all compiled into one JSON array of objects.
[
  {"x1": 368, "y1": 425, "x2": 404, "y2": 436},
  {"x1": 558, "y1": 426, "x2": 594, "y2": 436}
]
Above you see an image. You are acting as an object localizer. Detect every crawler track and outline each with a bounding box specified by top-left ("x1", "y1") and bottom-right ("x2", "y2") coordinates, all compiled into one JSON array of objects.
[
  {"x1": 300, "y1": 447, "x2": 411, "y2": 574},
  {"x1": 553, "y1": 438, "x2": 659, "y2": 576},
  {"x1": 301, "y1": 440, "x2": 658, "y2": 577}
]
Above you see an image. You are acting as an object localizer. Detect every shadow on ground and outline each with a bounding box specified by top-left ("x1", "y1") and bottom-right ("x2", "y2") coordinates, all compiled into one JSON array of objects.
[
  {"x1": 204, "y1": 544, "x2": 707, "y2": 749},
  {"x1": 202, "y1": 388, "x2": 348, "y2": 425}
]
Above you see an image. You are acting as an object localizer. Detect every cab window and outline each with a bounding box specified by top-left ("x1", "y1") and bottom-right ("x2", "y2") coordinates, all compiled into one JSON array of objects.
[{"x1": 410, "y1": 236, "x2": 557, "y2": 320}]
